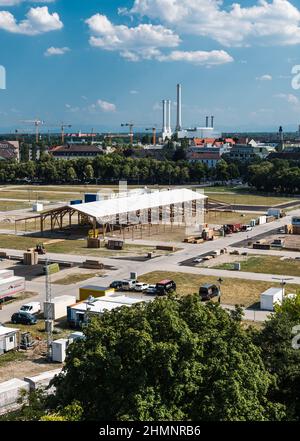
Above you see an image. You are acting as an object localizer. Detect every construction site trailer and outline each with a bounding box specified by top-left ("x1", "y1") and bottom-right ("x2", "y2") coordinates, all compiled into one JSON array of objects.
[
  {"x1": 79, "y1": 286, "x2": 115, "y2": 301},
  {"x1": 0, "y1": 276, "x2": 25, "y2": 300},
  {"x1": 0, "y1": 326, "x2": 19, "y2": 355}
]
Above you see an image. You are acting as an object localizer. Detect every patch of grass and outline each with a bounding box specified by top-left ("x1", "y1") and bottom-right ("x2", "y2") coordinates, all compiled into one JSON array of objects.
[
  {"x1": 207, "y1": 193, "x2": 295, "y2": 206},
  {"x1": 214, "y1": 255, "x2": 300, "y2": 278},
  {"x1": 139, "y1": 271, "x2": 299, "y2": 307},
  {"x1": 53, "y1": 272, "x2": 101, "y2": 285},
  {"x1": 0, "y1": 351, "x2": 26, "y2": 366},
  {"x1": 5, "y1": 320, "x2": 70, "y2": 340},
  {"x1": 204, "y1": 211, "x2": 258, "y2": 225}
]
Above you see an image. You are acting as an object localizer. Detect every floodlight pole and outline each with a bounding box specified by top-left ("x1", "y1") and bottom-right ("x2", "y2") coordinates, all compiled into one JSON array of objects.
[{"x1": 45, "y1": 257, "x2": 53, "y2": 360}]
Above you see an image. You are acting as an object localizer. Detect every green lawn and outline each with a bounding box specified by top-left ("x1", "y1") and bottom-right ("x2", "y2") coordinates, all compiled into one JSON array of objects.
[
  {"x1": 214, "y1": 255, "x2": 300, "y2": 278},
  {"x1": 140, "y1": 271, "x2": 299, "y2": 307},
  {"x1": 207, "y1": 192, "x2": 295, "y2": 206}
]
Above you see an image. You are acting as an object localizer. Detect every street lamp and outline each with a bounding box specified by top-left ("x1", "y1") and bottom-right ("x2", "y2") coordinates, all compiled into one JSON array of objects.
[
  {"x1": 272, "y1": 277, "x2": 294, "y2": 300},
  {"x1": 217, "y1": 277, "x2": 224, "y2": 304}
]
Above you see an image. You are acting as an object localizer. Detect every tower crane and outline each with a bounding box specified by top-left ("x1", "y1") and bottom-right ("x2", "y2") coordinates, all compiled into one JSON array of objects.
[
  {"x1": 145, "y1": 127, "x2": 157, "y2": 145},
  {"x1": 121, "y1": 122, "x2": 134, "y2": 145},
  {"x1": 21, "y1": 119, "x2": 44, "y2": 143},
  {"x1": 61, "y1": 123, "x2": 72, "y2": 145}
]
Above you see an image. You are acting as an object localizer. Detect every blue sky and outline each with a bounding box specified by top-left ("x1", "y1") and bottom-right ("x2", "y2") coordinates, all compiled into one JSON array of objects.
[{"x1": 0, "y1": 0, "x2": 300, "y2": 133}]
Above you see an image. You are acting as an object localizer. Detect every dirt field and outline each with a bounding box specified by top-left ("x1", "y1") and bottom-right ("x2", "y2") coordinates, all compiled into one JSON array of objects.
[
  {"x1": 204, "y1": 211, "x2": 258, "y2": 226},
  {"x1": 140, "y1": 271, "x2": 299, "y2": 307}
]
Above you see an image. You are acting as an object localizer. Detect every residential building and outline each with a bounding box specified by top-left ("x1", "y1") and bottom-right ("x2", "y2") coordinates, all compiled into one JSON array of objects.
[
  {"x1": 49, "y1": 144, "x2": 106, "y2": 159},
  {"x1": 0, "y1": 141, "x2": 20, "y2": 161}
]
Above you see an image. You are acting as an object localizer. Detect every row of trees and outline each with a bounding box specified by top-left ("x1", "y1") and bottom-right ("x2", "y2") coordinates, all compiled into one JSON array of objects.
[
  {"x1": 0, "y1": 154, "x2": 241, "y2": 185},
  {"x1": 248, "y1": 159, "x2": 300, "y2": 193},
  {"x1": 6, "y1": 293, "x2": 300, "y2": 421}
]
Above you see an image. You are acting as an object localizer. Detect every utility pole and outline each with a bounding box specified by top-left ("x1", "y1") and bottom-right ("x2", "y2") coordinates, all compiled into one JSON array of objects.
[
  {"x1": 45, "y1": 258, "x2": 53, "y2": 361},
  {"x1": 217, "y1": 277, "x2": 224, "y2": 304}
]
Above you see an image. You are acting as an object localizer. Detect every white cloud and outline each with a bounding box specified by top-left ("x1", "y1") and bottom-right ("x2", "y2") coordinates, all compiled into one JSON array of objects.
[
  {"x1": 65, "y1": 104, "x2": 80, "y2": 113},
  {"x1": 256, "y1": 74, "x2": 273, "y2": 81},
  {"x1": 130, "y1": 90, "x2": 139, "y2": 94},
  {"x1": 157, "y1": 50, "x2": 234, "y2": 66},
  {"x1": 275, "y1": 93, "x2": 299, "y2": 105},
  {"x1": 130, "y1": 0, "x2": 300, "y2": 47},
  {"x1": 0, "y1": 6, "x2": 63, "y2": 35},
  {"x1": 45, "y1": 46, "x2": 70, "y2": 56},
  {"x1": 96, "y1": 99, "x2": 116, "y2": 113},
  {"x1": 85, "y1": 12, "x2": 232, "y2": 66},
  {"x1": 85, "y1": 13, "x2": 180, "y2": 61}
]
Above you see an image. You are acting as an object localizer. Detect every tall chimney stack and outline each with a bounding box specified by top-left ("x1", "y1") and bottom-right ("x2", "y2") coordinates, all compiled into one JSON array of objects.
[
  {"x1": 167, "y1": 100, "x2": 171, "y2": 132},
  {"x1": 211, "y1": 116, "x2": 214, "y2": 128},
  {"x1": 176, "y1": 84, "x2": 182, "y2": 132},
  {"x1": 162, "y1": 100, "x2": 167, "y2": 132},
  {"x1": 206, "y1": 116, "x2": 209, "y2": 128}
]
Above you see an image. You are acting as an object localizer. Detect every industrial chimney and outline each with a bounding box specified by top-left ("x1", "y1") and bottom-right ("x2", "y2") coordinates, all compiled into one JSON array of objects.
[
  {"x1": 176, "y1": 84, "x2": 182, "y2": 132},
  {"x1": 162, "y1": 100, "x2": 167, "y2": 133},
  {"x1": 167, "y1": 100, "x2": 171, "y2": 133},
  {"x1": 206, "y1": 116, "x2": 209, "y2": 128},
  {"x1": 211, "y1": 116, "x2": 214, "y2": 128}
]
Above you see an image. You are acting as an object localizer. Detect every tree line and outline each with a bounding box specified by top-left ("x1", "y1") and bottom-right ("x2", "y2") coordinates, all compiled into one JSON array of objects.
[
  {"x1": 0, "y1": 154, "x2": 240, "y2": 185},
  {"x1": 4, "y1": 293, "x2": 300, "y2": 421}
]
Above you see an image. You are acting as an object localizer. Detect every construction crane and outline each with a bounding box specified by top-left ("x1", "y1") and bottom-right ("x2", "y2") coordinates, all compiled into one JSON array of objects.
[
  {"x1": 121, "y1": 122, "x2": 134, "y2": 145},
  {"x1": 61, "y1": 123, "x2": 72, "y2": 145},
  {"x1": 21, "y1": 119, "x2": 44, "y2": 143},
  {"x1": 146, "y1": 127, "x2": 157, "y2": 145}
]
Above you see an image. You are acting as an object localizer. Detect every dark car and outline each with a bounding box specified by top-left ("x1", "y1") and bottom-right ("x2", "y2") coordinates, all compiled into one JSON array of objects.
[
  {"x1": 109, "y1": 280, "x2": 123, "y2": 289},
  {"x1": 199, "y1": 284, "x2": 220, "y2": 301},
  {"x1": 11, "y1": 312, "x2": 37, "y2": 325},
  {"x1": 156, "y1": 279, "x2": 176, "y2": 296}
]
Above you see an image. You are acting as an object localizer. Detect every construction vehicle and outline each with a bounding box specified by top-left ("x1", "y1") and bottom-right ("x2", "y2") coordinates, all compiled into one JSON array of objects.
[{"x1": 35, "y1": 244, "x2": 46, "y2": 255}]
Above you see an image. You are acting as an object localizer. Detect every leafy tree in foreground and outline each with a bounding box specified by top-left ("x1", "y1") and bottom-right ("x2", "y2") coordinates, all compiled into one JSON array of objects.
[
  {"x1": 49, "y1": 295, "x2": 284, "y2": 421},
  {"x1": 255, "y1": 294, "x2": 300, "y2": 420}
]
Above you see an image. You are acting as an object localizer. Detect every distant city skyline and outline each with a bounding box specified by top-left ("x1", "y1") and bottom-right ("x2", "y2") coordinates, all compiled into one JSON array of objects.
[{"x1": 1, "y1": 0, "x2": 300, "y2": 133}]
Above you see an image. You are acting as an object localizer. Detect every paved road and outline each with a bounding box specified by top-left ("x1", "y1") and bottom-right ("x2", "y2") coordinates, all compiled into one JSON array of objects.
[{"x1": 0, "y1": 207, "x2": 299, "y2": 323}]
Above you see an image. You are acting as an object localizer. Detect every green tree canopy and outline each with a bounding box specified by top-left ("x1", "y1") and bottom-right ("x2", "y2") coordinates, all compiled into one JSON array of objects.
[{"x1": 50, "y1": 295, "x2": 284, "y2": 421}]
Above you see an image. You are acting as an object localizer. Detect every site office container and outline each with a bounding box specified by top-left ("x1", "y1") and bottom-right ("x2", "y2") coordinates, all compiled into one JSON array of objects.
[
  {"x1": 0, "y1": 277, "x2": 25, "y2": 300},
  {"x1": 43, "y1": 295, "x2": 76, "y2": 320},
  {"x1": 79, "y1": 286, "x2": 115, "y2": 301}
]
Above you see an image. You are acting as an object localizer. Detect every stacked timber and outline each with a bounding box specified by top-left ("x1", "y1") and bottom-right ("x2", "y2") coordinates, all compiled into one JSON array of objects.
[{"x1": 82, "y1": 259, "x2": 104, "y2": 270}]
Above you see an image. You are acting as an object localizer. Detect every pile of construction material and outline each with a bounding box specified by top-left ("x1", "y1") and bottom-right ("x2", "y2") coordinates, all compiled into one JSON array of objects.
[
  {"x1": 23, "y1": 248, "x2": 38, "y2": 265},
  {"x1": 0, "y1": 269, "x2": 25, "y2": 301},
  {"x1": 87, "y1": 237, "x2": 101, "y2": 248}
]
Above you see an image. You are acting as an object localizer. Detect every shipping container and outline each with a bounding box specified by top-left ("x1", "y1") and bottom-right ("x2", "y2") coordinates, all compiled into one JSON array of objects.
[
  {"x1": 43, "y1": 295, "x2": 76, "y2": 320},
  {"x1": 79, "y1": 286, "x2": 115, "y2": 301},
  {"x1": 70, "y1": 200, "x2": 82, "y2": 205},
  {"x1": 84, "y1": 193, "x2": 97, "y2": 203},
  {"x1": 260, "y1": 287, "x2": 283, "y2": 311}
]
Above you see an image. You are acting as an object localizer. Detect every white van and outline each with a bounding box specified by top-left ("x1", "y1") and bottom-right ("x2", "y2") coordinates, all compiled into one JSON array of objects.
[
  {"x1": 19, "y1": 302, "x2": 41, "y2": 315},
  {"x1": 121, "y1": 279, "x2": 137, "y2": 291}
]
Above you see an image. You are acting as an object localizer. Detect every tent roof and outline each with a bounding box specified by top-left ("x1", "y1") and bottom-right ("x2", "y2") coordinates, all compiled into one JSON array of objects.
[{"x1": 67, "y1": 188, "x2": 207, "y2": 220}]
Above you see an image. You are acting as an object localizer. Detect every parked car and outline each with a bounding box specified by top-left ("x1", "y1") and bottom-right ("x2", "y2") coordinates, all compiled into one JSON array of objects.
[
  {"x1": 156, "y1": 279, "x2": 176, "y2": 296},
  {"x1": 109, "y1": 280, "x2": 123, "y2": 289},
  {"x1": 11, "y1": 312, "x2": 37, "y2": 325},
  {"x1": 243, "y1": 225, "x2": 253, "y2": 232},
  {"x1": 19, "y1": 302, "x2": 41, "y2": 315},
  {"x1": 146, "y1": 285, "x2": 157, "y2": 295},
  {"x1": 121, "y1": 279, "x2": 137, "y2": 291},
  {"x1": 193, "y1": 257, "x2": 203, "y2": 263},
  {"x1": 135, "y1": 283, "x2": 149, "y2": 292},
  {"x1": 199, "y1": 284, "x2": 220, "y2": 302}
]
